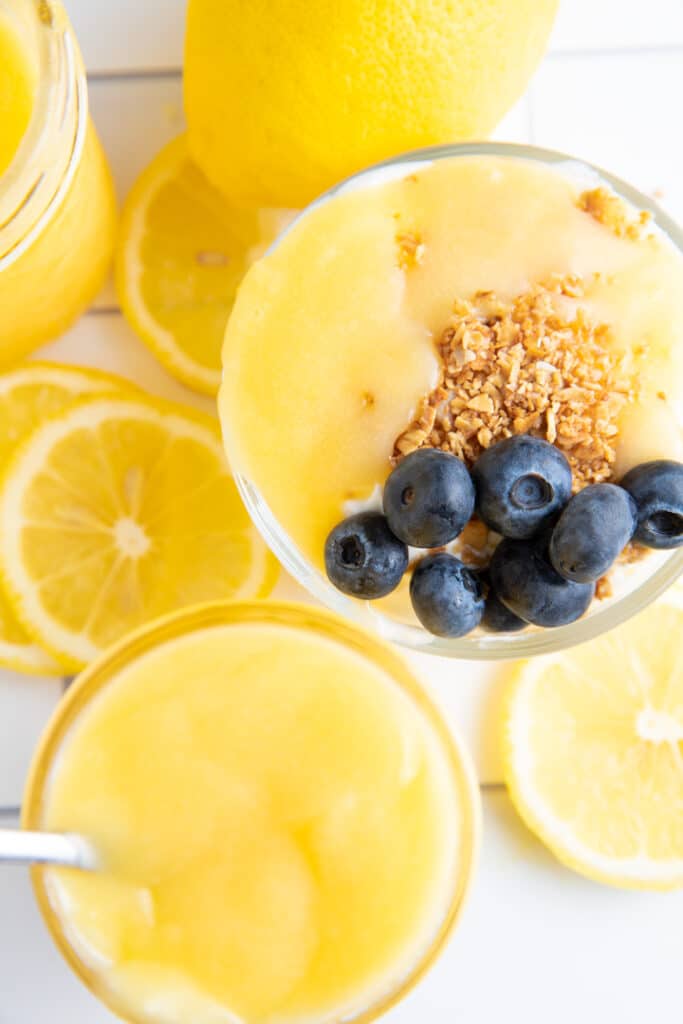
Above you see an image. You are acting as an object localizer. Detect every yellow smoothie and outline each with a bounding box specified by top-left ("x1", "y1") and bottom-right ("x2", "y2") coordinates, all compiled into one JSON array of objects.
[
  {"x1": 0, "y1": 12, "x2": 35, "y2": 176},
  {"x1": 220, "y1": 154, "x2": 683, "y2": 578},
  {"x1": 29, "y1": 603, "x2": 476, "y2": 1023},
  {"x1": 2, "y1": 123, "x2": 117, "y2": 362},
  {"x1": 0, "y1": 2, "x2": 117, "y2": 363}
]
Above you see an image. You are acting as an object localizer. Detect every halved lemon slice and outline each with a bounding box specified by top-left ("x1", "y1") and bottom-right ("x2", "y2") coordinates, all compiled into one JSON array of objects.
[
  {"x1": 0, "y1": 362, "x2": 132, "y2": 674},
  {"x1": 115, "y1": 134, "x2": 296, "y2": 395},
  {"x1": 0, "y1": 393, "x2": 278, "y2": 670},
  {"x1": 503, "y1": 589, "x2": 683, "y2": 889}
]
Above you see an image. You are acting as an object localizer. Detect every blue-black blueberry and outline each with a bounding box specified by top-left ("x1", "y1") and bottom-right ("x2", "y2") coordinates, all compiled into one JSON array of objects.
[
  {"x1": 549, "y1": 483, "x2": 638, "y2": 583},
  {"x1": 481, "y1": 589, "x2": 528, "y2": 634},
  {"x1": 383, "y1": 448, "x2": 475, "y2": 548},
  {"x1": 472, "y1": 435, "x2": 572, "y2": 539},
  {"x1": 619, "y1": 460, "x2": 683, "y2": 549},
  {"x1": 325, "y1": 512, "x2": 408, "y2": 599},
  {"x1": 409, "y1": 552, "x2": 485, "y2": 638},
  {"x1": 489, "y1": 537, "x2": 595, "y2": 627}
]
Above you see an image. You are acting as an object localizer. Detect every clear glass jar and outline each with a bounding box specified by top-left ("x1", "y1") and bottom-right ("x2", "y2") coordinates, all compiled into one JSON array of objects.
[
  {"x1": 231, "y1": 142, "x2": 683, "y2": 661},
  {"x1": 0, "y1": 0, "x2": 116, "y2": 363},
  {"x1": 24, "y1": 600, "x2": 480, "y2": 1024}
]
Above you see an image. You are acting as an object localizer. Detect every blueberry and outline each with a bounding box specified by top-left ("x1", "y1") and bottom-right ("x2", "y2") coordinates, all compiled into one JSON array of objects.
[
  {"x1": 410, "y1": 553, "x2": 484, "y2": 638},
  {"x1": 384, "y1": 449, "x2": 475, "y2": 548},
  {"x1": 489, "y1": 537, "x2": 595, "y2": 627},
  {"x1": 549, "y1": 483, "x2": 638, "y2": 583},
  {"x1": 619, "y1": 460, "x2": 683, "y2": 549},
  {"x1": 472, "y1": 435, "x2": 572, "y2": 539},
  {"x1": 481, "y1": 588, "x2": 527, "y2": 634},
  {"x1": 325, "y1": 512, "x2": 408, "y2": 599}
]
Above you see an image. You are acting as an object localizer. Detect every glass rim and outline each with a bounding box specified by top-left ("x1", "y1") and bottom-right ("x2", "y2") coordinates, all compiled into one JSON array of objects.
[
  {"x1": 23, "y1": 599, "x2": 481, "y2": 1024},
  {"x1": 0, "y1": 0, "x2": 88, "y2": 269},
  {"x1": 232, "y1": 140, "x2": 683, "y2": 661}
]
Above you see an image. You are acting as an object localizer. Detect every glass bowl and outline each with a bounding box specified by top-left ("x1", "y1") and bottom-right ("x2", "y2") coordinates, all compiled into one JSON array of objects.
[{"x1": 230, "y1": 142, "x2": 683, "y2": 660}]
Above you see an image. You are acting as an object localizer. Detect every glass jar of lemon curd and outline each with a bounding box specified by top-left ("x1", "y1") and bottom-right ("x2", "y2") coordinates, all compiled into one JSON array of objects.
[
  {"x1": 26, "y1": 601, "x2": 480, "y2": 1024},
  {"x1": 0, "y1": 0, "x2": 116, "y2": 364}
]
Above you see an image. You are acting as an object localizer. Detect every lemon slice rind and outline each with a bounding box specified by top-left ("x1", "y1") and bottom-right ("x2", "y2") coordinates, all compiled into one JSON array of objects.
[
  {"x1": 0, "y1": 393, "x2": 278, "y2": 671},
  {"x1": 0, "y1": 362, "x2": 135, "y2": 675},
  {"x1": 503, "y1": 589, "x2": 683, "y2": 891}
]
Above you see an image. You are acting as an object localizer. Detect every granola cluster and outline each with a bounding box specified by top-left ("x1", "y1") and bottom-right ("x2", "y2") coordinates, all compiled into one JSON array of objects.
[
  {"x1": 396, "y1": 231, "x2": 426, "y2": 270},
  {"x1": 578, "y1": 187, "x2": 651, "y2": 241},
  {"x1": 449, "y1": 518, "x2": 497, "y2": 569},
  {"x1": 393, "y1": 275, "x2": 637, "y2": 490}
]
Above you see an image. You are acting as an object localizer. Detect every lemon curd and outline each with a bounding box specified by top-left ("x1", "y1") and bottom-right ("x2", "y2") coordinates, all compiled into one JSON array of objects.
[
  {"x1": 0, "y1": 0, "x2": 116, "y2": 363},
  {"x1": 220, "y1": 153, "x2": 683, "y2": 583},
  {"x1": 0, "y1": 12, "x2": 35, "y2": 176},
  {"x1": 27, "y1": 604, "x2": 477, "y2": 1024}
]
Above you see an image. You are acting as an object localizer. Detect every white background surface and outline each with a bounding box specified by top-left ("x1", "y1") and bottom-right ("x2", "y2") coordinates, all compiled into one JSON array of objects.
[{"x1": 1, "y1": 1, "x2": 683, "y2": 1021}]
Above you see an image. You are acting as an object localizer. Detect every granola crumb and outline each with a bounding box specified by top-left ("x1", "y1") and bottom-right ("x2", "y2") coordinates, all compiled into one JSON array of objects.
[
  {"x1": 578, "y1": 187, "x2": 651, "y2": 241},
  {"x1": 393, "y1": 276, "x2": 636, "y2": 491},
  {"x1": 595, "y1": 575, "x2": 613, "y2": 601},
  {"x1": 618, "y1": 541, "x2": 649, "y2": 565},
  {"x1": 451, "y1": 518, "x2": 497, "y2": 568},
  {"x1": 396, "y1": 231, "x2": 426, "y2": 269}
]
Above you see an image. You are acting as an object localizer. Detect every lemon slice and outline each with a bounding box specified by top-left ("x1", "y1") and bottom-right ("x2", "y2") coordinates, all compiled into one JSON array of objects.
[
  {"x1": 503, "y1": 591, "x2": 683, "y2": 889},
  {"x1": 0, "y1": 394, "x2": 278, "y2": 670},
  {"x1": 0, "y1": 363, "x2": 132, "y2": 674},
  {"x1": 115, "y1": 134, "x2": 296, "y2": 395}
]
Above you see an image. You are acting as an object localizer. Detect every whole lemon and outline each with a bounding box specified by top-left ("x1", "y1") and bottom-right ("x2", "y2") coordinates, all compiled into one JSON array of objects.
[{"x1": 184, "y1": 0, "x2": 558, "y2": 208}]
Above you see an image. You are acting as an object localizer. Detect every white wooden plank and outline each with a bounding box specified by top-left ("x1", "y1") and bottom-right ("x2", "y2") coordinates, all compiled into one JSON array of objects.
[
  {"x1": 0, "y1": 860, "x2": 118, "y2": 1021},
  {"x1": 69, "y1": 0, "x2": 186, "y2": 74},
  {"x1": 407, "y1": 655, "x2": 506, "y2": 786},
  {"x1": 89, "y1": 76, "x2": 184, "y2": 207},
  {"x1": 36, "y1": 311, "x2": 214, "y2": 416},
  {"x1": 3, "y1": 790, "x2": 683, "y2": 1023},
  {"x1": 550, "y1": 0, "x2": 683, "y2": 51},
  {"x1": 391, "y1": 790, "x2": 683, "y2": 1024},
  {"x1": 531, "y1": 52, "x2": 683, "y2": 222},
  {"x1": 491, "y1": 95, "x2": 532, "y2": 145},
  {"x1": 67, "y1": 0, "x2": 683, "y2": 74},
  {"x1": 0, "y1": 674, "x2": 63, "y2": 808},
  {"x1": 87, "y1": 75, "x2": 185, "y2": 310},
  {"x1": 89, "y1": 77, "x2": 183, "y2": 308}
]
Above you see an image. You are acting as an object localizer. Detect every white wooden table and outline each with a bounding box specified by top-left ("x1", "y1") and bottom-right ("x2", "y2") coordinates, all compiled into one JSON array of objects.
[{"x1": 2, "y1": 2, "x2": 683, "y2": 1021}]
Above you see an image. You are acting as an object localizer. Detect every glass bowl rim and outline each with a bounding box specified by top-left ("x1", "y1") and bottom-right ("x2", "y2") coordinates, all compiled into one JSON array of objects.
[{"x1": 229, "y1": 140, "x2": 683, "y2": 660}]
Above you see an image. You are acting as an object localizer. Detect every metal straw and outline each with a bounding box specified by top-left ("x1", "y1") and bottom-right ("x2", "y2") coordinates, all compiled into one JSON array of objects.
[{"x1": 0, "y1": 828, "x2": 98, "y2": 870}]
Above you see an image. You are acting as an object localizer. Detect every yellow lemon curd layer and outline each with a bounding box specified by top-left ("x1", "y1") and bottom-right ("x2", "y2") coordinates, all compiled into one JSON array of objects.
[
  {"x1": 0, "y1": 12, "x2": 35, "y2": 176},
  {"x1": 220, "y1": 156, "x2": 683, "y2": 573},
  {"x1": 1, "y1": 122, "x2": 117, "y2": 363},
  {"x1": 39, "y1": 613, "x2": 467, "y2": 1023},
  {"x1": 0, "y1": 12, "x2": 116, "y2": 361}
]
